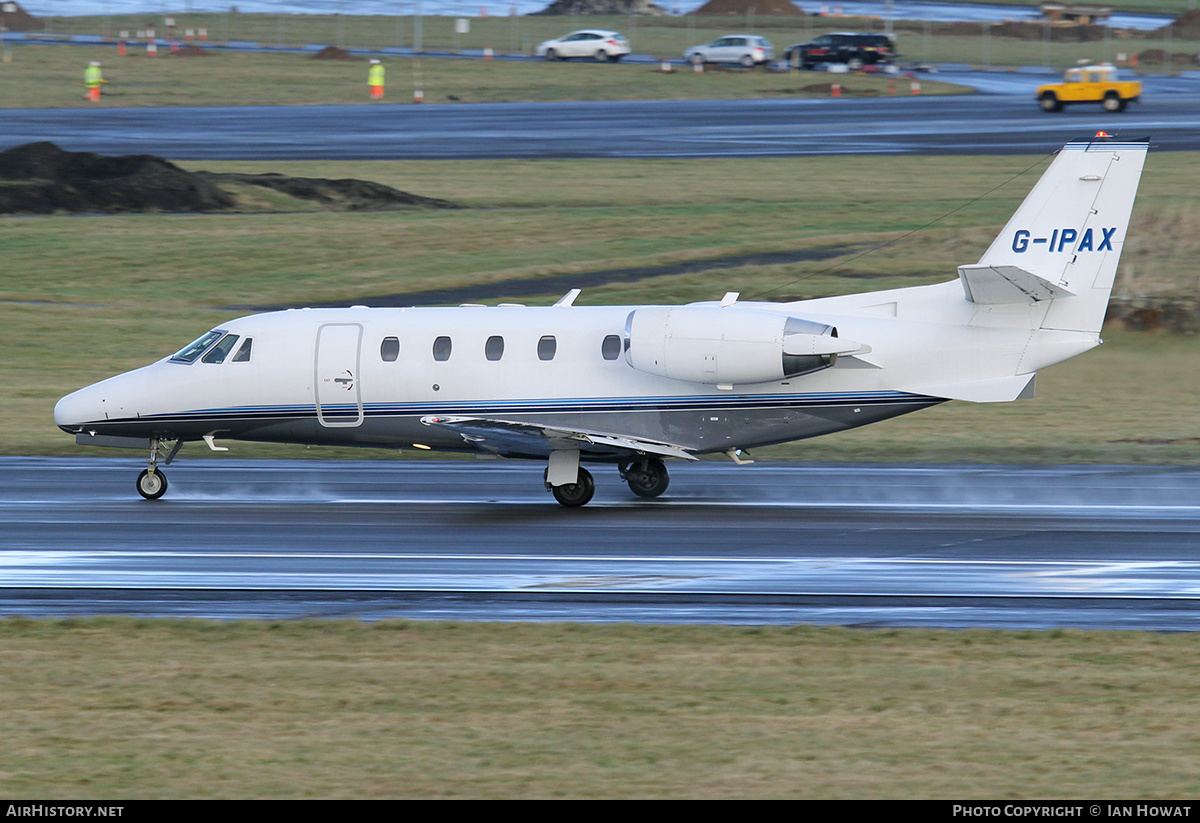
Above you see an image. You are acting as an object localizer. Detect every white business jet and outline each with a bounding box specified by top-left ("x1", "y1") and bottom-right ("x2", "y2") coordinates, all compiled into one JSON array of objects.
[{"x1": 55, "y1": 137, "x2": 1147, "y2": 506}]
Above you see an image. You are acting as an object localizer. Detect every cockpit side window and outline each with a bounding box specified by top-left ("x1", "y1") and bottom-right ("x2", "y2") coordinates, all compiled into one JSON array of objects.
[
  {"x1": 232, "y1": 337, "x2": 253, "y2": 362},
  {"x1": 170, "y1": 330, "x2": 226, "y2": 364},
  {"x1": 202, "y1": 334, "x2": 240, "y2": 364}
]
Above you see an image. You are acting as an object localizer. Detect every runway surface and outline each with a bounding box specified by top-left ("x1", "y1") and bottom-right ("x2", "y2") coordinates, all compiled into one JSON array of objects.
[
  {"x1": 5, "y1": 87, "x2": 1200, "y2": 160},
  {"x1": 3, "y1": 457, "x2": 1199, "y2": 629}
]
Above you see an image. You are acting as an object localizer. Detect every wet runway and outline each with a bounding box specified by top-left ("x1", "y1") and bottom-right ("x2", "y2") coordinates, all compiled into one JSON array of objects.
[
  {"x1": 3, "y1": 457, "x2": 1199, "y2": 628},
  {"x1": 5, "y1": 90, "x2": 1200, "y2": 160}
]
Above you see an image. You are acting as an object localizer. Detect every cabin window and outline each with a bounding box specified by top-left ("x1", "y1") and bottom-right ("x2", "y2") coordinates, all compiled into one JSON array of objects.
[
  {"x1": 170, "y1": 329, "x2": 225, "y2": 364},
  {"x1": 485, "y1": 336, "x2": 505, "y2": 361},
  {"x1": 380, "y1": 337, "x2": 400, "y2": 362},
  {"x1": 601, "y1": 334, "x2": 621, "y2": 361},
  {"x1": 537, "y1": 335, "x2": 557, "y2": 361},
  {"x1": 232, "y1": 337, "x2": 253, "y2": 363},
  {"x1": 433, "y1": 336, "x2": 452, "y2": 362},
  {"x1": 202, "y1": 334, "x2": 240, "y2": 364}
]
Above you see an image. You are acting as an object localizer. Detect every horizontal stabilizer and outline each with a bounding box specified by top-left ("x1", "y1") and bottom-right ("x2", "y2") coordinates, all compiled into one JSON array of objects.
[
  {"x1": 958, "y1": 264, "x2": 1076, "y2": 304},
  {"x1": 907, "y1": 373, "x2": 1037, "y2": 404},
  {"x1": 421, "y1": 415, "x2": 698, "y2": 461}
]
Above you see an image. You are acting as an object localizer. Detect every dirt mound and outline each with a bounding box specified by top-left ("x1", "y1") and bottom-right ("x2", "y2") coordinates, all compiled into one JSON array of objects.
[
  {"x1": 195, "y1": 172, "x2": 461, "y2": 211},
  {"x1": 1137, "y1": 48, "x2": 1198, "y2": 66},
  {"x1": 693, "y1": 0, "x2": 803, "y2": 15},
  {"x1": 0, "y1": 2, "x2": 42, "y2": 32},
  {"x1": 0, "y1": 142, "x2": 234, "y2": 214},
  {"x1": 1154, "y1": 9, "x2": 1200, "y2": 39},
  {"x1": 0, "y1": 142, "x2": 461, "y2": 215},
  {"x1": 533, "y1": 0, "x2": 667, "y2": 14},
  {"x1": 171, "y1": 45, "x2": 211, "y2": 57},
  {"x1": 311, "y1": 46, "x2": 360, "y2": 61}
]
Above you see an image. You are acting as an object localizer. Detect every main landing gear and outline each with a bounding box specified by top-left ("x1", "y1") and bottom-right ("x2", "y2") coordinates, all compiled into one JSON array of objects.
[
  {"x1": 136, "y1": 437, "x2": 181, "y2": 500},
  {"x1": 621, "y1": 457, "x2": 670, "y2": 499},
  {"x1": 546, "y1": 458, "x2": 672, "y2": 508}
]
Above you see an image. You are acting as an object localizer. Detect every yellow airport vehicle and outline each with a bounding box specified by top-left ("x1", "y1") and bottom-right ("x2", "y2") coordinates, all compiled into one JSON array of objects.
[{"x1": 1037, "y1": 63, "x2": 1142, "y2": 113}]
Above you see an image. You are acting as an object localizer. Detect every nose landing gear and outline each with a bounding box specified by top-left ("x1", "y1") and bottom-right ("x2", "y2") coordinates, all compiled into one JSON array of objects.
[{"x1": 136, "y1": 437, "x2": 181, "y2": 500}]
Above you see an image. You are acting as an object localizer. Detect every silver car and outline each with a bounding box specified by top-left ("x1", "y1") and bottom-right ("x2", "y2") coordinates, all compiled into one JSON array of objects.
[
  {"x1": 684, "y1": 35, "x2": 774, "y2": 68},
  {"x1": 536, "y1": 29, "x2": 631, "y2": 63}
]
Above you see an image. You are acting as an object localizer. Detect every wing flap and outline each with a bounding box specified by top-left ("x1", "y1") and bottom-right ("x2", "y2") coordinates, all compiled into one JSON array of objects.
[{"x1": 420, "y1": 416, "x2": 698, "y2": 461}]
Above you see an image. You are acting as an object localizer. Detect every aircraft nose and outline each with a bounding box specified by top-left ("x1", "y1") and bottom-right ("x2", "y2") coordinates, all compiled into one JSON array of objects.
[
  {"x1": 54, "y1": 370, "x2": 151, "y2": 432},
  {"x1": 54, "y1": 384, "x2": 106, "y2": 431}
]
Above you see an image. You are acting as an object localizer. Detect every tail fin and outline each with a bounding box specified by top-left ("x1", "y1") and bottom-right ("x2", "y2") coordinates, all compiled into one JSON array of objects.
[{"x1": 959, "y1": 137, "x2": 1148, "y2": 334}]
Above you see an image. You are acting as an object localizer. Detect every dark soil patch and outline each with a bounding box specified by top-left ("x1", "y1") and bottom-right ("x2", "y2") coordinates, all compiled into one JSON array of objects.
[
  {"x1": 247, "y1": 245, "x2": 860, "y2": 310},
  {"x1": 0, "y1": 142, "x2": 461, "y2": 215},
  {"x1": 693, "y1": 0, "x2": 803, "y2": 15},
  {"x1": 171, "y1": 45, "x2": 211, "y2": 57},
  {"x1": 0, "y1": 142, "x2": 234, "y2": 214},
  {"x1": 0, "y1": 2, "x2": 42, "y2": 32},
  {"x1": 195, "y1": 171, "x2": 460, "y2": 211},
  {"x1": 311, "y1": 46, "x2": 360, "y2": 61},
  {"x1": 533, "y1": 0, "x2": 667, "y2": 14},
  {"x1": 1137, "y1": 48, "x2": 1198, "y2": 66},
  {"x1": 1154, "y1": 9, "x2": 1200, "y2": 39}
]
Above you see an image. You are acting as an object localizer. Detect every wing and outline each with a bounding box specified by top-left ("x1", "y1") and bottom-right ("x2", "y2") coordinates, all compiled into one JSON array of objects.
[{"x1": 419, "y1": 415, "x2": 698, "y2": 461}]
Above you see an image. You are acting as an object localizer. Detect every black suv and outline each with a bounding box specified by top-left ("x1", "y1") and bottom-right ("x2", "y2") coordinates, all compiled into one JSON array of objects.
[{"x1": 785, "y1": 32, "x2": 896, "y2": 70}]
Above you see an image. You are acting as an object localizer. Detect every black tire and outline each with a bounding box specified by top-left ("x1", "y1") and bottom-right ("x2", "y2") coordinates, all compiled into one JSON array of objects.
[
  {"x1": 1040, "y1": 92, "x2": 1063, "y2": 113},
  {"x1": 136, "y1": 468, "x2": 167, "y2": 500},
  {"x1": 595, "y1": 49, "x2": 609, "y2": 63},
  {"x1": 1102, "y1": 92, "x2": 1127, "y2": 112},
  {"x1": 847, "y1": 57, "x2": 864, "y2": 71},
  {"x1": 545, "y1": 48, "x2": 559, "y2": 61},
  {"x1": 625, "y1": 458, "x2": 669, "y2": 499},
  {"x1": 740, "y1": 54, "x2": 754, "y2": 68},
  {"x1": 551, "y1": 467, "x2": 595, "y2": 507}
]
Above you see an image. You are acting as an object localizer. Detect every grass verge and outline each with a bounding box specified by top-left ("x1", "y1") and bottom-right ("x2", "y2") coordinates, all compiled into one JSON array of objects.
[{"x1": 1, "y1": 618, "x2": 1199, "y2": 799}]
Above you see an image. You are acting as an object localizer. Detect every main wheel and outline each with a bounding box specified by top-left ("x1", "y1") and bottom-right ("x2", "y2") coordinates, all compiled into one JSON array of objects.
[
  {"x1": 740, "y1": 54, "x2": 755, "y2": 68},
  {"x1": 136, "y1": 468, "x2": 168, "y2": 500},
  {"x1": 1040, "y1": 92, "x2": 1062, "y2": 113},
  {"x1": 847, "y1": 57, "x2": 864, "y2": 70},
  {"x1": 545, "y1": 48, "x2": 559, "y2": 61},
  {"x1": 595, "y1": 49, "x2": 609, "y2": 62},
  {"x1": 1102, "y1": 93, "x2": 1126, "y2": 112},
  {"x1": 625, "y1": 458, "x2": 669, "y2": 499},
  {"x1": 551, "y1": 467, "x2": 595, "y2": 507}
]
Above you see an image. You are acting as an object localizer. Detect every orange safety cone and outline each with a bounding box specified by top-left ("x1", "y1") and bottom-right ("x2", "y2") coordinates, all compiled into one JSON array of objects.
[
  {"x1": 169, "y1": 39, "x2": 179, "y2": 53},
  {"x1": 693, "y1": 60, "x2": 703, "y2": 74},
  {"x1": 147, "y1": 41, "x2": 158, "y2": 56},
  {"x1": 831, "y1": 81, "x2": 841, "y2": 98},
  {"x1": 661, "y1": 58, "x2": 673, "y2": 73},
  {"x1": 117, "y1": 40, "x2": 127, "y2": 56},
  {"x1": 484, "y1": 47, "x2": 493, "y2": 60},
  {"x1": 199, "y1": 28, "x2": 208, "y2": 41},
  {"x1": 413, "y1": 88, "x2": 424, "y2": 103},
  {"x1": 1130, "y1": 53, "x2": 1139, "y2": 67},
  {"x1": 911, "y1": 78, "x2": 920, "y2": 95},
  {"x1": 887, "y1": 76, "x2": 895, "y2": 94}
]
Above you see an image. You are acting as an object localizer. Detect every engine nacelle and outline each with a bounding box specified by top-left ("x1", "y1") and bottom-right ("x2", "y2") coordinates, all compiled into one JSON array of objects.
[{"x1": 624, "y1": 307, "x2": 857, "y2": 385}]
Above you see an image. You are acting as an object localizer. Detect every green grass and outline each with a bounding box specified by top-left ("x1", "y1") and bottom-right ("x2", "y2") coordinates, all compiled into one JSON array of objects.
[
  {"x1": 4, "y1": 153, "x2": 1198, "y2": 462},
  {"x1": 0, "y1": 40, "x2": 967, "y2": 109},
  {"x1": 14, "y1": 11, "x2": 1195, "y2": 80},
  {"x1": 1, "y1": 618, "x2": 1199, "y2": 798}
]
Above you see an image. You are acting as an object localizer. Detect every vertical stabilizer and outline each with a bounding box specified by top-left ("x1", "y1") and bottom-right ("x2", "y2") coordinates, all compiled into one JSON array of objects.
[{"x1": 970, "y1": 137, "x2": 1147, "y2": 334}]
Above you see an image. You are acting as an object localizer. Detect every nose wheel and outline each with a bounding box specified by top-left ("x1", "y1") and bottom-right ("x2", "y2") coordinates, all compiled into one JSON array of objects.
[
  {"x1": 135, "y1": 437, "x2": 180, "y2": 500},
  {"x1": 136, "y1": 468, "x2": 168, "y2": 500}
]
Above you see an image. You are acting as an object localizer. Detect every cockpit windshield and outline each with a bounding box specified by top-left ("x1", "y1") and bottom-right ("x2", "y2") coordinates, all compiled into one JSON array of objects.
[{"x1": 170, "y1": 330, "x2": 226, "y2": 363}]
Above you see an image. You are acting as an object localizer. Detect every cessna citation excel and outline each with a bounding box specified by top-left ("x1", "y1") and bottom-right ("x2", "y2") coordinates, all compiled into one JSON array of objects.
[{"x1": 56, "y1": 137, "x2": 1147, "y2": 506}]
